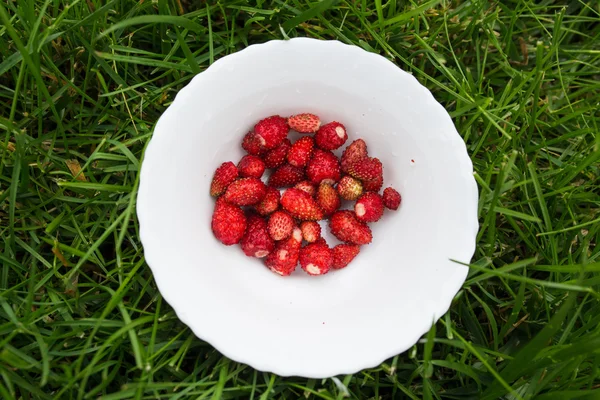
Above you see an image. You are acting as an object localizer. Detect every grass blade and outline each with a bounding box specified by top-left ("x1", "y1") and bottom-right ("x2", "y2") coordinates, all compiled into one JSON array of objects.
[{"x1": 97, "y1": 15, "x2": 204, "y2": 39}]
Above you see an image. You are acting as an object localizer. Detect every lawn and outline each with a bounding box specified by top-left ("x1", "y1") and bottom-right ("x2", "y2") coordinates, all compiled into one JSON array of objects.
[{"x1": 1, "y1": 0, "x2": 599, "y2": 398}]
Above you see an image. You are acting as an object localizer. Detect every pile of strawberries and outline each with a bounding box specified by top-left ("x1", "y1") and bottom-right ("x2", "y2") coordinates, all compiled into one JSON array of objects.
[{"x1": 210, "y1": 114, "x2": 401, "y2": 276}]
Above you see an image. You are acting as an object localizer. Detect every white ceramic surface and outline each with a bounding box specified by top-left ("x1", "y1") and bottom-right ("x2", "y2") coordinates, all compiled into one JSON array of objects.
[{"x1": 137, "y1": 38, "x2": 478, "y2": 378}]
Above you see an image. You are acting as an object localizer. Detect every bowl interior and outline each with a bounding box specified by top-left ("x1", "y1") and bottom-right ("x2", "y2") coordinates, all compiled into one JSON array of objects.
[{"x1": 138, "y1": 39, "x2": 478, "y2": 377}]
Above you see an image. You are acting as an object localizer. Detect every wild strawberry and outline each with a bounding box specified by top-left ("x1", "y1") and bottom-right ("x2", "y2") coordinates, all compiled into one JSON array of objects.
[
  {"x1": 355, "y1": 192, "x2": 384, "y2": 222},
  {"x1": 300, "y1": 242, "x2": 333, "y2": 276},
  {"x1": 265, "y1": 227, "x2": 302, "y2": 276},
  {"x1": 383, "y1": 187, "x2": 402, "y2": 210},
  {"x1": 265, "y1": 245, "x2": 298, "y2": 276},
  {"x1": 332, "y1": 244, "x2": 360, "y2": 269},
  {"x1": 316, "y1": 183, "x2": 340, "y2": 216},
  {"x1": 337, "y1": 176, "x2": 363, "y2": 201},
  {"x1": 242, "y1": 131, "x2": 266, "y2": 156},
  {"x1": 341, "y1": 139, "x2": 367, "y2": 173},
  {"x1": 348, "y1": 157, "x2": 383, "y2": 181},
  {"x1": 223, "y1": 177, "x2": 267, "y2": 206},
  {"x1": 294, "y1": 180, "x2": 316, "y2": 197},
  {"x1": 329, "y1": 210, "x2": 372, "y2": 245},
  {"x1": 287, "y1": 136, "x2": 314, "y2": 167},
  {"x1": 362, "y1": 175, "x2": 383, "y2": 192},
  {"x1": 211, "y1": 198, "x2": 247, "y2": 245},
  {"x1": 306, "y1": 149, "x2": 341, "y2": 185},
  {"x1": 288, "y1": 113, "x2": 321, "y2": 133},
  {"x1": 241, "y1": 214, "x2": 275, "y2": 258},
  {"x1": 268, "y1": 211, "x2": 295, "y2": 241},
  {"x1": 281, "y1": 188, "x2": 324, "y2": 221},
  {"x1": 263, "y1": 139, "x2": 291, "y2": 169},
  {"x1": 254, "y1": 115, "x2": 289, "y2": 149},
  {"x1": 254, "y1": 187, "x2": 280, "y2": 216},
  {"x1": 238, "y1": 155, "x2": 265, "y2": 179},
  {"x1": 268, "y1": 164, "x2": 305, "y2": 188},
  {"x1": 315, "y1": 121, "x2": 347, "y2": 150},
  {"x1": 210, "y1": 162, "x2": 238, "y2": 197},
  {"x1": 265, "y1": 250, "x2": 295, "y2": 275},
  {"x1": 300, "y1": 221, "x2": 321, "y2": 243}
]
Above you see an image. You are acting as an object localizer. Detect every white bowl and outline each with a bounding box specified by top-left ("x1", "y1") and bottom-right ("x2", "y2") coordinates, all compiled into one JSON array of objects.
[{"x1": 137, "y1": 38, "x2": 478, "y2": 378}]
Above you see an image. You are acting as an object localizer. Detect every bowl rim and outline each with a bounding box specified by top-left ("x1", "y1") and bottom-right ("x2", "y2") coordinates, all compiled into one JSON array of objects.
[{"x1": 137, "y1": 37, "x2": 479, "y2": 377}]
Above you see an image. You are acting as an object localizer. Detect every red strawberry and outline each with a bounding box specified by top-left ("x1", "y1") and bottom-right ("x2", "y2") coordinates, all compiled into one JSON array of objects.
[
  {"x1": 254, "y1": 187, "x2": 280, "y2": 216},
  {"x1": 265, "y1": 227, "x2": 302, "y2": 276},
  {"x1": 383, "y1": 187, "x2": 402, "y2": 210},
  {"x1": 348, "y1": 157, "x2": 383, "y2": 181},
  {"x1": 241, "y1": 214, "x2": 275, "y2": 258},
  {"x1": 341, "y1": 139, "x2": 368, "y2": 173},
  {"x1": 355, "y1": 192, "x2": 384, "y2": 222},
  {"x1": 337, "y1": 176, "x2": 363, "y2": 201},
  {"x1": 223, "y1": 177, "x2": 267, "y2": 206},
  {"x1": 211, "y1": 198, "x2": 247, "y2": 245},
  {"x1": 332, "y1": 244, "x2": 360, "y2": 269},
  {"x1": 306, "y1": 149, "x2": 341, "y2": 185},
  {"x1": 300, "y1": 242, "x2": 333, "y2": 276},
  {"x1": 268, "y1": 211, "x2": 295, "y2": 241},
  {"x1": 294, "y1": 180, "x2": 316, "y2": 197},
  {"x1": 263, "y1": 139, "x2": 291, "y2": 169},
  {"x1": 288, "y1": 113, "x2": 321, "y2": 133},
  {"x1": 238, "y1": 155, "x2": 265, "y2": 179},
  {"x1": 210, "y1": 162, "x2": 238, "y2": 197},
  {"x1": 316, "y1": 183, "x2": 340, "y2": 216},
  {"x1": 268, "y1": 164, "x2": 305, "y2": 188},
  {"x1": 300, "y1": 221, "x2": 321, "y2": 243},
  {"x1": 329, "y1": 210, "x2": 372, "y2": 245},
  {"x1": 287, "y1": 136, "x2": 314, "y2": 167},
  {"x1": 254, "y1": 115, "x2": 289, "y2": 149},
  {"x1": 265, "y1": 245, "x2": 298, "y2": 276},
  {"x1": 362, "y1": 175, "x2": 383, "y2": 192},
  {"x1": 242, "y1": 131, "x2": 267, "y2": 156},
  {"x1": 315, "y1": 121, "x2": 347, "y2": 150},
  {"x1": 281, "y1": 188, "x2": 324, "y2": 221}
]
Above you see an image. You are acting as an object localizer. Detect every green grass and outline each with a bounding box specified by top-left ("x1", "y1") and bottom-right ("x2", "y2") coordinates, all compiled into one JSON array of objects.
[{"x1": 1, "y1": 0, "x2": 599, "y2": 398}]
